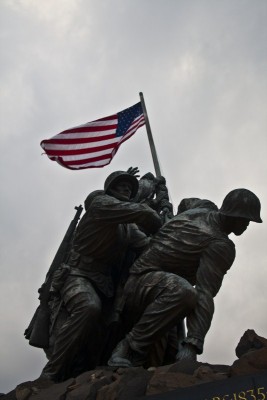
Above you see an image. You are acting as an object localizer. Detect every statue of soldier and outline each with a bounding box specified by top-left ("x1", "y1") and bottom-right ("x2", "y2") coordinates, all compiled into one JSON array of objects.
[
  {"x1": 177, "y1": 197, "x2": 218, "y2": 214},
  {"x1": 40, "y1": 170, "x2": 162, "y2": 381},
  {"x1": 133, "y1": 172, "x2": 173, "y2": 223},
  {"x1": 108, "y1": 188, "x2": 262, "y2": 367}
]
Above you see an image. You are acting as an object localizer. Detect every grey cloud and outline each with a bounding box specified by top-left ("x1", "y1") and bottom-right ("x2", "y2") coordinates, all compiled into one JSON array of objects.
[{"x1": 0, "y1": 0, "x2": 266, "y2": 394}]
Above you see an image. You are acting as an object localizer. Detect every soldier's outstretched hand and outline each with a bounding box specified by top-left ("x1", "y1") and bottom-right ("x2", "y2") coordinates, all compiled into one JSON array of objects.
[{"x1": 127, "y1": 167, "x2": 140, "y2": 178}]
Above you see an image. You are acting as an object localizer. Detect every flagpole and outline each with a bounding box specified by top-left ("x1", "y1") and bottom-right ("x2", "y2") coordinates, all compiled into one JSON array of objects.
[
  {"x1": 139, "y1": 92, "x2": 161, "y2": 177},
  {"x1": 139, "y1": 92, "x2": 186, "y2": 343}
]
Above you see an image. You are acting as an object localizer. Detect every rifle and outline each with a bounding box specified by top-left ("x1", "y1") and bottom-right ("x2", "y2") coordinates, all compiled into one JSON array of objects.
[{"x1": 24, "y1": 205, "x2": 83, "y2": 348}]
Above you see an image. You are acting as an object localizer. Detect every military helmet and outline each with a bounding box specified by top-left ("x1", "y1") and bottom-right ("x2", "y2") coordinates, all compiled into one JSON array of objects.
[
  {"x1": 219, "y1": 188, "x2": 262, "y2": 223},
  {"x1": 104, "y1": 171, "x2": 139, "y2": 199},
  {"x1": 177, "y1": 198, "x2": 218, "y2": 214},
  {"x1": 84, "y1": 190, "x2": 104, "y2": 211}
]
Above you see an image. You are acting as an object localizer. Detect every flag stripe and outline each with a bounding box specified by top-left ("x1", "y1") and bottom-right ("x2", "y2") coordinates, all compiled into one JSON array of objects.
[
  {"x1": 61, "y1": 123, "x2": 117, "y2": 134},
  {"x1": 41, "y1": 102, "x2": 145, "y2": 170},
  {"x1": 62, "y1": 148, "x2": 113, "y2": 162},
  {"x1": 43, "y1": 136, "x2": 118, "y2": 152},
  {"x1": 44, "y1": 141, "x2": 119, "y2": 156},
  {"x1": 57, "y1": 157, "x2": 110, "y2": 169},
  {"x1": 71, "y1": 159, "x2": 111, "y2": 168},
  {"x1": 44, "y1": 133, "x2": 116, "y2": 144},
  {"x1": 44, "y1": 118, "x2": 144, "y2": 149},
  {"x1": 64, "y1": 152, "x2": 112, "y2": 166}
]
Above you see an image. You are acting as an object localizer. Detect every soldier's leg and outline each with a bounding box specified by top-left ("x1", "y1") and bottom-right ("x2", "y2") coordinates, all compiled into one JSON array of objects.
[
  {"x1": 127, "y1": 272, "x2": 196, "y2": 354},
  {"x1": 41, "y1": 276, "x2": 101, "y2": 381},
  {"x1": 108, "y1": 271, "x2": 197, "y2": 367}
]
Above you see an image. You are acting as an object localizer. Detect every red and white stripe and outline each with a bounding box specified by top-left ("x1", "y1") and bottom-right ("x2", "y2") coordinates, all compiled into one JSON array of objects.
[{"x1": 41, "y1": 113, "x2": 145, "y2": 170}]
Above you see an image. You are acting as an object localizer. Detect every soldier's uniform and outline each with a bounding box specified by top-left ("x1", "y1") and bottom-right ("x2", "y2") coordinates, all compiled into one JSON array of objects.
[
  {"x1": 109, "y1": 188, "x2": 262, "y2": 367},
  {"x1": 42, "y1": 173, "x2": 162, "y2": 381},
  {"x1": 123, "y1": 208, "x2": 235, "y2": 357}
]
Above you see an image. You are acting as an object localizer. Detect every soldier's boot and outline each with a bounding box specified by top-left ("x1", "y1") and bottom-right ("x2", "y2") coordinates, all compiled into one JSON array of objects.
[
  {"x1": 108, "y1": 338, "x2": 146, "y2": 368},
  {"x1": 38, "y1": 370, "x2": 58, "y2": 382}
]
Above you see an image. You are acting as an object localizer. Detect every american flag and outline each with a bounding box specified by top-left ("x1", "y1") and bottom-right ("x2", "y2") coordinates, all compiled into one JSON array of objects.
[{"x1": 40, "y1": 102, "x2": 145, "y2": 170}]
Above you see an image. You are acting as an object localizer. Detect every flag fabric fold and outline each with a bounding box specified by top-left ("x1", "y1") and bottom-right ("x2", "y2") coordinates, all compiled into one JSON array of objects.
[{"x1": 40, "y1": 102, "x2": 145, "y2": 170}]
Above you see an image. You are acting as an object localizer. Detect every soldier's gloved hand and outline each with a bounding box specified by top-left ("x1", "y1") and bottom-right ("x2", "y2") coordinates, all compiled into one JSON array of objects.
[
  {"x1": 155, "y1": 175, "x2": 166, "y2": 185},
  {"x1": 176, "y1": 343, "x2": 197, "y2": 362},
  {"x1": 127, "y1": 167, "x2": 140, "y2": 178}
]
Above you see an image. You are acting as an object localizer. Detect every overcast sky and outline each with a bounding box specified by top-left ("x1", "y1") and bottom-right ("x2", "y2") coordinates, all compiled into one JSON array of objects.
[{"x1": 0, "y1": 0, "x2": 266, "y2": 394}]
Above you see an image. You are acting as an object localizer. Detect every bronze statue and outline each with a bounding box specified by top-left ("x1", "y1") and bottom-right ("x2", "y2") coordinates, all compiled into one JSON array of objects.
[
  {"x1": 108, "y1": 189, "x2": 262, "y2": 368},
  {"x1": 177, "y1": 197, "x2": 218, "y2": 214},
  {"x1": 133, "y1": 172, "x2": 173, "y2": 223},
  {"x1": 24, "y1": 205, "x2": 83, "y2": 351},
  {"x1": 40, "y1": 170, "x2": 162, "y2": 381}
]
